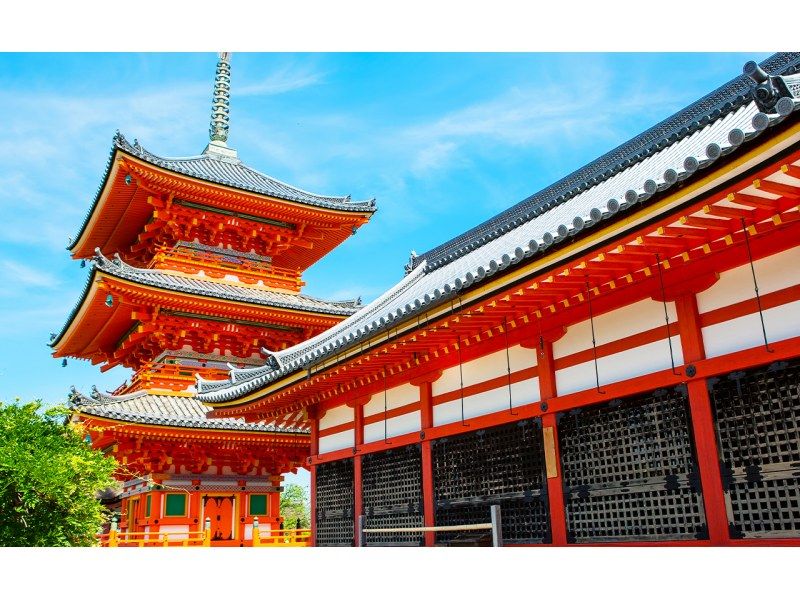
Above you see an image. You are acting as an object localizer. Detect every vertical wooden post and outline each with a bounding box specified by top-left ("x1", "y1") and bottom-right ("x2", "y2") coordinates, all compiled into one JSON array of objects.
[
  {"x1": 536, "y1": 335, "x2": 568, "y2": 546},
  {"x1": 353, "y1": 401, "x2": 364, "y2": 542},
  {"x1": 357, "y1": 515, "x2": 366, "y2": 547},
  {"x1": 413, "y1": 373, "x2": 440, "y2": 547},
  {"x1": 109, "y1": 516, "x2": 119, "y2": 547},
  {"x1": 490, "y1": 504, "x2": 503, "y2": 547},
  {"x1": 675, "y1": 293, "x2": 730, "y2": 545},
  {"x1": 252, "y1": 516, "x2": 260, "y2": 547},
  {"x1": 270, "y1": 475, "x2": 282, "y2": 529},
  {"x1": 308, "y1": 407, "x2": 319, "y2": 547},
  {"x1": 189, "y1": 487, "x2": 201, "y2": 534},
  {"x1": 151, "y1": 487, "x2": 163, "y2": 536},
  {"x1": 203, "y1": 517, "x2": 212, "y2": 547}
]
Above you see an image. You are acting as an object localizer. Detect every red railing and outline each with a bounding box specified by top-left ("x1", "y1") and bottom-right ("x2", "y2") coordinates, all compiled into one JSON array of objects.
[{"x1": 149, "y1": 246, "x2": 303, "y2": 291}]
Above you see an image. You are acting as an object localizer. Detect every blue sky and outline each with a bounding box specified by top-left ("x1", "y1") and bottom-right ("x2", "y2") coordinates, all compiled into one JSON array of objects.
[{"x1": 0, "y1": 52, "x2": 771, "y2": 409}]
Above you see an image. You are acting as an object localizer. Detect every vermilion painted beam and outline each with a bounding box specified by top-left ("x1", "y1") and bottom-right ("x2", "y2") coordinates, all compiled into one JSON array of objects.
[
  {"x1": 675, "y1": 293, "x2": 731, "y2": 545},
  {"x1": 753, "y1": 178, "x2": 800, "y2": 199}
]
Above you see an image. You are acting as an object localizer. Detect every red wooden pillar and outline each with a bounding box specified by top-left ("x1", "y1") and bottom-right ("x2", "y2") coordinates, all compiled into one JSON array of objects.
[
  {"x1": 151, "y1": 490, "x2": 162, "y2": 534},
  {"x1": 351, "y1": 401, "x2": 365, "y2": 541},
  {"x1": 675, "y1": 292, "x2": 730, "y2": 545},
  {"x1": 189, "y1": 486, "x2": 201, "y2": 532},
  {"x1": 308, "y1": 407, "x2": 319, "y2": 547},
  {"x1": 269, "y1": 476, "x2": 282, "y2": 527},
  {"x1": 412, "y1": 371, "x2": 441, "y2": 547},
  {"x1": 534, "y1": 334, "x2": 568, "y2": 546}
]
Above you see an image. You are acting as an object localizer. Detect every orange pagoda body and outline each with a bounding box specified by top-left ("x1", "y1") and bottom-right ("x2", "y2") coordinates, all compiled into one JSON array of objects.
[{"x1": 53, "y1": 54, "x2": 375, "y2": 546}]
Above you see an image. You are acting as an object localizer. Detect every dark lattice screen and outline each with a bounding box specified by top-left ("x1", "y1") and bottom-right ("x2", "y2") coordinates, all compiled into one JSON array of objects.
[
  {"x1": 361, "y1": 445, "x2": 423, "y2": 546},
  {"x1": 315, "y1": 458, "x2": 354, "y2": 546},
  {"x1": 710, "y1": 360, "x2": 800, "y2": 539},
  {"x1": 558, "y1": 386, "x2": 707, "y2": 543},
  {"x1": 432, "y1": 419, "x2": 550, "y2": 545}
]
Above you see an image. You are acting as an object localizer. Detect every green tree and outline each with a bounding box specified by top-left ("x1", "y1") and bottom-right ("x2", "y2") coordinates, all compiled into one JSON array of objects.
[
  {"x1": 279, "y1": 483, "x2": 310, "y2": 529},
  {"x1": 0, "y1": 400, "x2": 118, "y2": 546}
]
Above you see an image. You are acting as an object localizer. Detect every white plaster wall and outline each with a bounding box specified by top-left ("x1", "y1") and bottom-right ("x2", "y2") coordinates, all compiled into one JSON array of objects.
[
  {"x1": 244, "y1": 523, "x2": 253, "y2": 540},
  {"x1": 697, "y1": 246, "x2": 800, "y2": 313},
  {"x1": 554, "y1": 299, "x2": 678, "y2": 359},
  {"x1": 555, "y1": 335, "x2": 684, "y2": 396},
  {"x1": 432, "y1": 345, "x2": 537, "y2": 396},
  {"x1": 364, "y1": 411, "x2": 422, "y2": 443},
  {"x1": 432, "y1": 379, "x2": 540, "y2": 427},
  {"x1": 364, "y1": 383, "x2": 419, "y2": 417},
  {"x1": 319, "y1": 404, "x2": 354, "y2": 431},
  {"x1": 159, "y1": 525, "x2": 189, "y2": 539},
  {"x1": 702, "y1": 301, "x2": 800, "y2": 358},
  {"x1": 318, "y1": 429, "x2": 355, "y2": 454}
]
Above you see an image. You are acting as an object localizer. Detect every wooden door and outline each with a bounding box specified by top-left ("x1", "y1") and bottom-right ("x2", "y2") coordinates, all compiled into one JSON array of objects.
[
  {"x1": 127, "y1": 497, "x2": 139, "y2": 533},
  {"x1": 203, "y1": 495, "x2": 236, "y2": 541}
]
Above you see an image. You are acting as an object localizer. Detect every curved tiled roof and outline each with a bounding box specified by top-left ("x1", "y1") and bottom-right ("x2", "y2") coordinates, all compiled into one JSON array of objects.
[
  {"x1": 115, "y1": 134, "x2": 377, "y2": 211},
  {"x1": 69, "y1": 386, "x2": 308, "y2": 434},
  {"x1": 414, "y1": 52, "x2": 800, "y2": 272},
  {"x1": 196, "y1": 55, "x2": 800, "y2": 404},
  {"x1": 91, "y1": 251, "x2": 362, "y2": 314},
  {"x1": 68, "y1": 132, "x2": 377, "y2": 252},
  {"x1": 51, "y1": 251, "x2": 361, "y2": 349}
]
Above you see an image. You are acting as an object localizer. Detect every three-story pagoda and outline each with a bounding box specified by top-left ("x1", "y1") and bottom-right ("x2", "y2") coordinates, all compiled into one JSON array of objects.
[{"x1": 53, "y1": 53, "x2": 376, "y2": 546}]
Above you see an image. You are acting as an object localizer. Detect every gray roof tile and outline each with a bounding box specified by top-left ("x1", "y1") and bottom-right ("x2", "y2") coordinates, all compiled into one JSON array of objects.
[{"x1": 69, "y1": 386, "x2": 308, "y2": 434}]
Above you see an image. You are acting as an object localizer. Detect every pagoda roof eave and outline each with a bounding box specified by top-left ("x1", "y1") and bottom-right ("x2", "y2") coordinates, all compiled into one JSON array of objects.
[
  {"x1": 68, "y1": 133, "x2": 376, "y2": 257},
  {"x1": 69, "y1": 387, "x2": 310, "y2": 436},
  {"x1": 90, "y1": 252, "x2": 362, "y2": 316},
  {"x1": 51, "y1": 254, "x2": 361, "y2": 364}
]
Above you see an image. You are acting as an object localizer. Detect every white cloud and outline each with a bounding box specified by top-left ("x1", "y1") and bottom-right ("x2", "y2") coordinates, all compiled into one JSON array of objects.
[
  {"x1": 1, "y1": 259, "x2": 57, "y2": 288},
  {"x1": 238, "y1": 65, "x2": 325, "y2": 97},
  {"x1": 411, "y1": 141, "x2": 459, "y2": 175}
]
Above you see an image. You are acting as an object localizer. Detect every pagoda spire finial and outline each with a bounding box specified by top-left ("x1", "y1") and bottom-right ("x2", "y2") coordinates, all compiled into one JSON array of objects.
[{"x1": 204, "y1": 52, "x2": 238, "y2": 160}]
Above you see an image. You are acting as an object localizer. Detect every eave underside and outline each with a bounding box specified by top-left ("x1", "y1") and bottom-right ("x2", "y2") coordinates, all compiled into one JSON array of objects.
[
  {"x1": 70, "y1": 151, "x2": 373, "y2": 273},
  {"x1": 52, "y1": 271, "x2": 349, "y2": 370}
]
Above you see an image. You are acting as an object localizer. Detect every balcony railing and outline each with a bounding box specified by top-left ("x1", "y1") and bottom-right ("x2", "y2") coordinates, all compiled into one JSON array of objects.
[
  {"x1": 98, "y1": 529, "x2": 211, "y2": 547},
  {"x1": 252, "y1": 524, "x2": 312, "y2": 547},
  {"x1": 119, "y1": 362, "x2": 229, "y2": 393},
  {"x1": 149, "y1": 246, "x2": 303, "y2": 291},
  {"x1": 96, "y1": 517, "x2": 311, "y2": 547}
]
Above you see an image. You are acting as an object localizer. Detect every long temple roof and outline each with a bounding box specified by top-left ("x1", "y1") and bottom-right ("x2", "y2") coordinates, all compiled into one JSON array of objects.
[
  {"x1": 196, "y1": 53, "x2": 800, "y2": 404},
  {"x1": 68, "y1": 133, "x2": 377, "y2": 253},
  {"x1": 69, "y1": 386, "x2": 308, "y2": 434},
  {"x1": 414, "y1": 52, "x2": 800, "y2": 272},
  {"x1": 50, "y1": 251, "x2": 361, "y2": 349}
]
